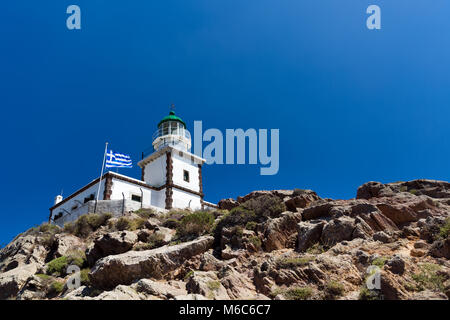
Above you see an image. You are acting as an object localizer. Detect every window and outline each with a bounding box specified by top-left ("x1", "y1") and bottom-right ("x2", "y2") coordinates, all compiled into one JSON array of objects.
[
  {"x1": 84, "y1": 194, "x2": 95, "y2": 203},
  {"x1": 54, "y1": 212, "x2": 63, "y2": 220},
  {"x1": 131, "y1": 194, "x2": 142, "y2": 202},
  {"x1": 183, "y1": 170, "x2": 190, "y2": 182},
  {"x1": 71, "y1": 205, "x2": 78, "y2": 211}
]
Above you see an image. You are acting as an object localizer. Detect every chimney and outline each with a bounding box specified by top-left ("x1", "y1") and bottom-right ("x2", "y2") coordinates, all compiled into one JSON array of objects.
[{"x1": 54, "y1": 195, "x2": 63, "y2": 205}]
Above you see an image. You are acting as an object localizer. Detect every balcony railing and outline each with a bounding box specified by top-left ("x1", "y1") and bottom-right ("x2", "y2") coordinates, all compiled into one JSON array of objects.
[{"x1": 152, "y1": 127, "x2": 191, "y2": 141}]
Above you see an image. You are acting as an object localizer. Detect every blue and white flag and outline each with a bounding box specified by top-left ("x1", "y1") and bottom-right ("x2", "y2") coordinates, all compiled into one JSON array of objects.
[{"x1": 105, "y1": 150, "x2": 133, "y2": 168}]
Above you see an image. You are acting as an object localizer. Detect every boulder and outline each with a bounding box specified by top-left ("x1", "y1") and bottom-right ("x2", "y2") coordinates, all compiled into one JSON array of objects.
[
  {"x1": 153, "y1": 227, "x2": 176, "y2": 243},
  {"x1": 409, "y1": 290, "x2": 448, "y2": 300},
  {"x1": 186, "y1": 271, "x2": 230, "y2": 300},
  {"x1": 284, "y1": 190, "x2": 320, "y2": 211},
  {"x1": 0, "y1": 264, "x2": 38, "y2": 300},
  {"x1": 93, "y1": 285, "x2": 145, "y2": 300},
  {"x1": 320, "y1": 217, "x2": 355, "y2": 245},
  {"x1": 386, "y1": 255, "x2": 405, "y2": 275},
  {"x1": 54, "y1": 234, "x2": 84, "y2": 258},
  {"x1": 135, "y1": 279, "x2": 187, "y2": 299},
  {"x1": 218, "y1": 198, "x2": 239, "y2": 210},
  {"x1": 263, "y1": 212, "x2": 302, "y2": 251},
  {"x1": 356, "y1": 181, "x2": 394, "y2": 199},
  {"x1": 296, "y1": 220, "x2": 325, "y2": 252},
  {"x1": 89, "y1": 236, "x2": 214, "y2": 289},
  {"x1": 220, "y1": 268, "x2": 256, "y2": 299},
  {"x1": 86, "y1": 231, "x2": 138, "y2": 265},
  {"x1": 428, "y1": 237, "x2": 450, "y2": 259},
  {"x1": 0, "y1": 235, "x2": 47, "y2": 272},
  {"x1": 174, "y1": 294, "x2": 208, "y2": 300},
  {"x1": 373, "y1": 231, "x2": 392, "y2": 243},
  {"x1": 199, "y1": 252, "x2": 224, "y2": 271}
]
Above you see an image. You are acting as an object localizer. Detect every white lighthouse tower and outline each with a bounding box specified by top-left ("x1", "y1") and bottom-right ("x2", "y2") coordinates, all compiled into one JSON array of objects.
[{"x1": 138, "y1": 110, "x2": 206, "y2": 210}]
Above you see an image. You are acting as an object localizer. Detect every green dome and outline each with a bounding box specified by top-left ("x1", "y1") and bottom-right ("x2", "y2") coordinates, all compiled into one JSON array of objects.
[{"x1": 158, "y1": 111, "x2": 186, "y2": 128}]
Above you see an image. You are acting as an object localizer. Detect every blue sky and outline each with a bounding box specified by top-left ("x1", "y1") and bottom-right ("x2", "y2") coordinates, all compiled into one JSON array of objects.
[{"x1": 1, "y1": 1, "x2": 449, "y2": 246}]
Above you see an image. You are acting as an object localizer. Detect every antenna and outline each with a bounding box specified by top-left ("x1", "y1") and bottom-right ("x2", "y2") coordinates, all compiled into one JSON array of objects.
[{"x1": 170, "y1": 103, "x2": 175, "y2": 112}]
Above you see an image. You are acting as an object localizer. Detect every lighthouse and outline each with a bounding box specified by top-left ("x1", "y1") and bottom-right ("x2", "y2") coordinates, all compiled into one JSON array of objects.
[
  {"x1": 49, "y1": 110, "x2": 213, "y2": 227},
  {"x1": 138, "y1": 110, "x2": 206, "y2": 210}
]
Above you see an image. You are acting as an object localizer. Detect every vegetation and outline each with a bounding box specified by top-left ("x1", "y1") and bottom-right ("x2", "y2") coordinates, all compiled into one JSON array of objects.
[
  {"x1": 439, "y1": 218, "x2": 450, "y2": 239},
  {"x1": 412, "y1": 263, "x2": 445, "y2": 292},
  {"x1": 80, "y1": 268, "x2": 90, "y2": 286},
  {"x1": 245, "y1": 221, "x2": 257, "y2": 231},
  {"x1": 134, "y1": 208, "x2": 156, "y2": 219},
  {"x1": 64, "y1": 213, "x2": 112, "y2": 237},
  {"x1": 324, "y1": 281, "x2": 345, "y2": 299},
  {"x1": 207, "y1": 280, "x2": 221, "y2": 291},
  {"x1": 248, "y1": 236, "x2": 262, "y2": 250},
  {"x1": 176, "y1": 211, "x2": 215, "y2": 238},
  {"x1": 283, "y1": 287, "x2": 313, "y2": 300},
  {"x1": 49, "y1": 281, "x2": 64, "y2": 295},
  {"x1": 359, "y1": 287, "x2": 381, "y2": 300},
  {"x1": 46, "y1": 251, "x2": 86, "y2": 276},
  {"x1": 184, "y1": 270, "x2": 194, "y2": 280},
  {"x1": 371, "y1": 256, "x2": 388, "y2": 268},
  {"x1": 115, "y1": 216, "x2": 146, "y2": 231},
  {"x1": 134, "y1": 233, "x2": 166, "y2": 251},
  {"x1": 306, "y1": 243, "x2": 327, "y2": 254},
  {"x1": 277, "y1": 256, "x2": 314, "y2": 269}
]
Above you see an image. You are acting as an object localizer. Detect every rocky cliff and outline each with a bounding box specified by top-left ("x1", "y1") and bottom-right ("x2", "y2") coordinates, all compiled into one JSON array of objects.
[{"x1": 1, "y1": 179, "x2": 449, "y2": 300}]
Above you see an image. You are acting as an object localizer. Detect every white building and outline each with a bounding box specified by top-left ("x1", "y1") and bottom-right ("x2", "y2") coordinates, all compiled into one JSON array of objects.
[{"x1": 49, "y1": 111, "x2": 216, "y2": 226}]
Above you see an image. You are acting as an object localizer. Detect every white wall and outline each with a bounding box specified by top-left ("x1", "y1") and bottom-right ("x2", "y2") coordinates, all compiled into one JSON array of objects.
[
  {"x1": 110, "y1": 178, "x2": 152, "y2": 208},
  {"x1": 172, "y1": 152, "x2": 200, "y2": 192},
  {"x1": 51, "y1": 179, "x2": 105, "y2": 222},
  {"x1": 143, "y1": 153, "x2": 166, "y2": 187},
  {"x1": 151, "y1": 189, "x2": 166, "y2": 208},
  {"x1": 172, "y1": 188, "x2": 202, "y2": 210}
]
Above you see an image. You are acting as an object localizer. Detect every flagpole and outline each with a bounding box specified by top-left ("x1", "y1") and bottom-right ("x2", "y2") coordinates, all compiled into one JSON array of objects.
[{"x1": 95, "y1": 142, "x2": 108, "y2": 213}]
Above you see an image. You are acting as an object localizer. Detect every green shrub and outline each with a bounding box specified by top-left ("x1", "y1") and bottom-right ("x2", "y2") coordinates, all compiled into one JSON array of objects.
[
  {"x1": 36, "y1": 274, "x2": 51, "y2": 280},
  {"x1": 409, "y1": 189, "x2": 418, "y2": 195},
  {"x1": 371, "y1": 256, "x2": 388, "y2": 268},
  {"x1": 134, "y1": 208, "x2": 156, "y2": 219},
  {"x1": 325, "y1": 281, "x2": 345, "y2": 298},
  {"x1": 245, "y1": 221, "x2": 257, "y2": 231},
  {"x1": 439, "y1": 218, "x2": 450, "y2": 239},
  {"x1": 80, "y1": 268, "x2": 90, "y2": 286},
  {"x1": 359, "y1": 287, "x2": 381, "y2": 300},
  {"x1": 306, "y1": 243, "x2": 327, "y2": 254},
  {"x1": 64, "y1": 213, "x2": 111, "y2": 237},
  {"x1": 277, "y1": 256, "x2": 314, "y2": 269},
  {"x1": 248, "y1": 236, "x2": 262, "y2": 250},
  {"x1": 49, "y1": 281, "x2": 64, "y2": 295},
  {"x1": 207, "y1": 281, "x2": 221, "y2": 291},
  {"x1": 184, "y1": 270, "x2": 194, "y2": 280},
  {"x1": 115, "y1": 216, "x2": 147, "y2": 231},
  {"x1": 241, "y1": 194, "x2": 286, "y2": 219},
  {"x1": 39, "y1": 223, "x2": 61, "y2": 234},
  {"x1": 412, "y1": 263, "x2": 445, "y2": 291},
  {"x1": 176, "y1": 211, "x2": 215, "y2": 238},
  {"x1": 284, "y1": 287, "x2": 313, "y2": 300},
  {"x1": 46, "y1": 251, "x2": 86, "y2": 276},
  {"x1": 134, "y1": 233, "x2": 166, "y2": 251}
]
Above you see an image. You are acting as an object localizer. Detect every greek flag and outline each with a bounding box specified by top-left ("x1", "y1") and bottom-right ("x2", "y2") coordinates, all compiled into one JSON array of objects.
[{"x1": 105, "y1": 150, "x2": 133, "y2": 168}]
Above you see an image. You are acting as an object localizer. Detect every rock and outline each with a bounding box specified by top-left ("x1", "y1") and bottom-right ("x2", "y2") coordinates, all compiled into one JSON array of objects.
[
  {"x1": 186, "y1": 271, "x2": 230, "y2": 300},
  {"x1": 63, "y1": 286, "x2": 91, "y2": 300},
  {"x1": 218, "y1": 198, "x2": 239, "y2": 210},
  {"x1": 135, "y1": 279, "x2": 187, "y2": 298},
  {"x1": 86, "y1": 231, "x2": 138, "y2": 265},
  {"x1": 0, "y1": 264, "x2": 38, "y2": 300},
  {"x1": 380, "y1": 270, "x2": 409, "y2": 300},
  {"x1": 296, "y1": 220, "x2": 325, "y2": 252},
  {"x1": 373, "y1": 231, "x2": 392, "y2": 243},
  {"x1": 410, "y1": 248, "x2": 427, "y2": 257},
  {"x1": 137, "y1": 229, "x2": 152, "y2": 242},
  {"x1": 321, "y1": 217, "x2": 355, "y2": 245},
  {"x1": 16, "y1": 275, "x2": 48, "y2": 300},
  {"x1": 145, "y1": 218, "x2": 161, "y2": 230},
  {"x1": 274, "y1": 294, "x2": 285, "y2": 300},
  {"x1": 221, "y1": 246, "x2": 243, "y2": 260},
  {"x1": 174, "y1": 294, "x2": 208, "y2": 300},
  {"x1": 199, "y1": 252, "x2": 224, "y2": 271},
  {"x1": 352, "y1": 218, "x2": 374, "y2": 239},
  {"x1": 386, "y1": 255, "x2": 405, "y2": 275},
  {"x1": 263, "y1": 212, "x2": 302, "y2": 251},
  {"x1": 93, "y1": 285, "x2": 145, "y2": 300},
  {"x1": 356, "y1": 181, "x2": 394, "y2": 199},
  {"x1": 154, "y1": 227, "x2": 176, "y2": 243},
  {"x1": 0, "y1": 235, "x2": 47, "y2": 272},
  {"x1": 89, "y1": 236, "x2": 214, "y2": 289},
  {"x1": 413, "y1": 240, "x2": 428, "y2": 249},
  {"x1": 220, "y1": 267, "x2": 256, "y2": 299},
  {"x1": 409, "y1": 290, "x2": 448, "y2": 300},
  {"x1": 375, "y1": 195, "x2": 435, "y2": 225},
  {"x1": 284, "y1": 190, "x2": 320, "y2": 211},
  {"x1": 54, "y1": 234, "x2": 84, "y2": 258},
  {"x1": 428, "y1": 237, "x2": 450, "y2": 259},
  {"x1": 302, "y1": 202, "x2": 334, "y2": 220}
]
